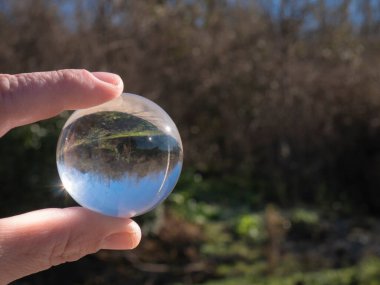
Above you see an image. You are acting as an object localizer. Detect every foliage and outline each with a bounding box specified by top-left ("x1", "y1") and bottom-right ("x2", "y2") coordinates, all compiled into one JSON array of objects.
[
  {"x1": 2, "y1": 0, "x2": 380, "y2": 213},
  {"x1": 204, "y1": 257, "x2": 380, "y2": 285}
]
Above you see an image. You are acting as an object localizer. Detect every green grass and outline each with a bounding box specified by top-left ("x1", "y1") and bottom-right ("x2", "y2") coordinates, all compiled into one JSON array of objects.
[{"x1": 203, "y1": 259, "x2": 380, "y2": 285}]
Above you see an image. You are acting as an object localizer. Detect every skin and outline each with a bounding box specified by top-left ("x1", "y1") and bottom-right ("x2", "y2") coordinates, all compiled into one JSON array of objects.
[{"x1": 0, "y1": 69, "x2": 142, "y2": 284}]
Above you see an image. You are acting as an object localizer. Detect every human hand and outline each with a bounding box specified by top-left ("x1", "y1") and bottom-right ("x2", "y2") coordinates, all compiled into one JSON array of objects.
[{"x1": 0, "y1": 69, "x2": 141, "y2": 284}]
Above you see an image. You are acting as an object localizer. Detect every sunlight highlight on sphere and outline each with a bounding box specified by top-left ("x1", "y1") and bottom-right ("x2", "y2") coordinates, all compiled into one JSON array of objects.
[{"x1": 56, "y1": 93, "x2": 183, "y2": 217}]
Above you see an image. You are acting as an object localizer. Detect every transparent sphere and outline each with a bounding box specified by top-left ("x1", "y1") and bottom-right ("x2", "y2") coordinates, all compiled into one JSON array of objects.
[{"x1": 56, "y1": 93, "x2": 183, "y2": 217}]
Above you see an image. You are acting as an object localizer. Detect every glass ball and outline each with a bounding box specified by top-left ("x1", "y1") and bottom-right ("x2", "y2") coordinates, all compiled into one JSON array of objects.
[{"x1": 56, "y1": 93, "x2": 183, "y2": 217}]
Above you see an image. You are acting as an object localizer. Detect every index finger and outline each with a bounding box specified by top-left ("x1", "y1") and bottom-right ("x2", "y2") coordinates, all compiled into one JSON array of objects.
[{"x1": 0, "y1": 69, "x2": 123, "y2": 136}]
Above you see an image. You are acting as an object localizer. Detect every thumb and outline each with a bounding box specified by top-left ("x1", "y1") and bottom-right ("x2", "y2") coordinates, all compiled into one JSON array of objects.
[{"x1": 0, "y1": 207, "x2": 141, "y2": 284}]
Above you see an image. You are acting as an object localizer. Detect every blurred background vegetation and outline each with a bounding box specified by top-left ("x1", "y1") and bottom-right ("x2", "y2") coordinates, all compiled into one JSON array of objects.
[{"x1": 2, "y1": 0, "x2": 380, "y2": 284}]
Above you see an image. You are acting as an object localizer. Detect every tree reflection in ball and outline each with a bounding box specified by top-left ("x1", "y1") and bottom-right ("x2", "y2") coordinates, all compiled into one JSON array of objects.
[{"x1": 56, "y1": 93, "x2": 183, "y2": 217}]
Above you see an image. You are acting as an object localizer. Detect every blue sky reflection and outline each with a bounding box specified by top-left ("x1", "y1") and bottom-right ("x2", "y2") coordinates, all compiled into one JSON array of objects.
[{"x1": 58, "y1": 162, "x2": 182, "y2": 217}]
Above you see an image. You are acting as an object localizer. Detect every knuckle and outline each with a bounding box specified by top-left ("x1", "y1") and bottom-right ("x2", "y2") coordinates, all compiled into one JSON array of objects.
[
  {"x1": 48, "y1": 229, "x2": 101, "y2": 267},
  {"x1": 56, "y1": 69, "x2": 77, "y2": 84},
  {"x1": 0, "y1": 74, "x2": 12, "y2": 109},
  {"x1": 78, "y1": 68, "x2": 91, "y2": 78},
  {"x1": 0, "y1": 74, "x2": 17, "y2": 134},
  {"x1": 0, "y1": 74, "x2": 12, "y2": 92},
  {"x1": 57, "y1": 69, "x2": 91, "y2": 85},
  {"x1": 55, "y1": 69, "x2": 93, "y2": 96}
]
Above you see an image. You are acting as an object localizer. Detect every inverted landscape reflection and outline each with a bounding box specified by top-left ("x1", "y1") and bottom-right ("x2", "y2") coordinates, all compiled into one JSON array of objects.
[{"x1": 56, "y1": 94, "x2": 183, "y2": 217}]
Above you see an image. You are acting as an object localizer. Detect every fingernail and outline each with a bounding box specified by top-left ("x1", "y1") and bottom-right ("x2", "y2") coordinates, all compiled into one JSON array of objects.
[
  {"x1": 102, "y1": 221, "x2": 141, "y2": 250},
  {"x1": 91, "y1": 72, "x2": 122, "y2": 86}
]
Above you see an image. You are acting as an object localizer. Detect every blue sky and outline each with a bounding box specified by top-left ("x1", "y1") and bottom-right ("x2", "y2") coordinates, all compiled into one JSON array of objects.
[{"x1": 58, "y1": 162, "x2": 183, "y2": 218}]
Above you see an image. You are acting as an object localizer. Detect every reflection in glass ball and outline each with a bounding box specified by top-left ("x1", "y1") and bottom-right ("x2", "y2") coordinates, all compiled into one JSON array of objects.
[{"x1": 56, "y1": 93, "x2": 183, "y2": 217}]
